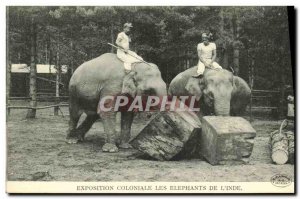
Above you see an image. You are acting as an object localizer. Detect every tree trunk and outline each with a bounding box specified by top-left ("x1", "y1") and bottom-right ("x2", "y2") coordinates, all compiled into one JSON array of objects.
[
  {"x1": 223, "y1": 49, "x2": 229, "y2": 68},
  {"x1": 232, "y1": 11, "x2": 240, "y2": 76},
  {"x1": 249, "y1": 54, "x2": 255, "y2": 122},
  {"x1": 7, "y1": 55, "x2": 11, "y2": 116},
  {"x1": 130, "y1": 109, "x2": 202, "y2": 161},
  {"x1": 279, "y1": 56, "x2": 287, "y2": 119},
  {"x1": 54, "y1": 47, "x2": 60, "y2": 116},
  {"x1": 233, "y1": 48, "x2": 239, "y2": 75},
  {"x1": 201, "y1": 116, "x2": 256, "y2": 165},
  {"x1": 70, "y1": 40, "x2": 74, "y2": 74},
  {"x1": 26, "y1": 17, "x2": 37, "y2": 119},
  {"x1": 111, "y1": 22, "x2": 114, "y2": 53},
  {"x1": 269, "y1": 130, "x2": 289, "y2": 165},
  {"x1": 6, "y1": 7, "x2": 11, "y2": 116}
]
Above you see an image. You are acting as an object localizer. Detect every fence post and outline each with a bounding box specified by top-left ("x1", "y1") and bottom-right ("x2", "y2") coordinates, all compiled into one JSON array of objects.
[
  {"x1": 7, "y1": 59, "x2": 11, "y2": 116},
  {"x1": 249, "y1": 54, "x2": 255, "y2": 122},
  {"x1": 54, "y1": 46, "x2": 60, "y2": 116}
]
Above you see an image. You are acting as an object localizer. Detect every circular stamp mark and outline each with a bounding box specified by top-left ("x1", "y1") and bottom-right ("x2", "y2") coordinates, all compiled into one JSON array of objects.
[{"x1": 270, "y1": 174, "x2": 292, "y2": 187}]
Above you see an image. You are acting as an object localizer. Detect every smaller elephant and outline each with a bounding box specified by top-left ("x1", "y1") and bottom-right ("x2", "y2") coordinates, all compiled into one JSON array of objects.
[{"x1": 169, "y1": 66, "x2": 251, "y2": 116}]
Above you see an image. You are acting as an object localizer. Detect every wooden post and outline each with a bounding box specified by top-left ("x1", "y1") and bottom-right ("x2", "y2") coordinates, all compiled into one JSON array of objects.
[
  {"x1": 7, "y1": 55, "x2": 11, "y2": 116},
  {"x1": 223, "y1": 49, "x2": 229, "y2": 69},
  {"x1": 249, "y1": 55, "x2": 254, "y2": 122},
  {"x1": 232, "y1": 10, "x2": 240, "y2": 76},
  {"x1": 54, "y1": 49, "x2": 60, "y2": 116},
  {"x1": 110, "y1": 22, "x2": 114, "y2": 53},
  {"x1": 233, "y1": 47, "x2": 239, "y2": 75},
  {"x1": 70, "y1": 40, "x2": 74, "y2": 74},
  {"x1": 6, "y1": 7, "x2": 11, "y2": 116},
  {"x1": 279, "y1": 77, "x2": 286, "y2": 119},
  {"x1": 26, "y1": 17, "x2": 37, "y2": 119}
]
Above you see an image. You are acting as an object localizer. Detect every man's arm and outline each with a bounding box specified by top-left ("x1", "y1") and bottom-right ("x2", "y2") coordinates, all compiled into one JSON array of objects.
[
  {"x1": 211, "y1": 49, "x2": 217, "y2": 63},
  {"x1": 208, "y1": 43, "x2": 217, "y2": 66}
]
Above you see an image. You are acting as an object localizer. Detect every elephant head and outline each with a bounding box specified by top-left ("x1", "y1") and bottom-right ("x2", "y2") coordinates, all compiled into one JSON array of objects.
[
  {"x1": 185, "y1": 69, "x2": 234, "y2": 116},
  {"x1": 122, "y1": 63, "x2": 167, "y2": 98}
]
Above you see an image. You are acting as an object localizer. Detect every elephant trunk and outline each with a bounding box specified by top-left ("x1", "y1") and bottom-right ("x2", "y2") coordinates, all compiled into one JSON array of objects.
[
  {"x1": 152, "y1": 81, "x2": 168, "y2": 97},
  {"x1": 213, "y1": 95, "x2": 231, "y2": 116}
]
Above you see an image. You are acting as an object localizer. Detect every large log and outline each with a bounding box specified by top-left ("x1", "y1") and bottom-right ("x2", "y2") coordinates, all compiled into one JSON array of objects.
[
  {"x1": 269, "y1": 130, "x2": 289, "y2": 165},
  {"x1": 200, "y1": 116, "x2": 256, "y2": 165},
  {"x1": 129, "y1": 110, "x2": 201, "y2": 161}
]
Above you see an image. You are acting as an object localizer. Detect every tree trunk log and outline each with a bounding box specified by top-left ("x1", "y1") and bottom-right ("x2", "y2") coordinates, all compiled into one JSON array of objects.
[
  {"x1": 130, "y1": 110, "x2": 201, "y2": 161},
  {"x1": 26, "y1": 17, "x2": 37, "y2": 119},
  {"x1": 54, "y1": 49, "x2": 61, "y2": 116},
  {"x1": 201, "y1": 116, "x2": 256, "y2": 165},
  {"x1": 233, "y1": 48, "x2": 239, "y2": 75},
  {"x1": 6, "y1": 8, "x2": 11, "y2": 116},
  {"x1": 269, "y1": 130, "x2": 289, "y2": 165},
  {"x1": 7, "y1": 56, "x2": 11, "y2": 116}
]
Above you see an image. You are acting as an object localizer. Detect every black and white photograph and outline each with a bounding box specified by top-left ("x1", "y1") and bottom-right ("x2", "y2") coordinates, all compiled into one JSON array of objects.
[{"x1": 5, "y1": 5, "x2": 295, "y2": 194}]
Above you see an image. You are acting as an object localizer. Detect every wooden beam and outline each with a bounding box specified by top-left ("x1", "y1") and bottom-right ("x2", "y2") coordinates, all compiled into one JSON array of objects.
[
  {"x1": 7, "y1": 103, "x2": 69, "y2": 110},
  {"x1": 36, "y1": 76, "x2": 64, "y2": 86}
]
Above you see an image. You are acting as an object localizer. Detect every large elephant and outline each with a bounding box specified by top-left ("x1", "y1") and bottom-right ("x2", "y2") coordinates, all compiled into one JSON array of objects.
[
  {"x1": 66, "y1": 53, "x2": 167, "y2": 152},
  {"x1": 169, "y1": 66, "x2": 251, "y2": 116}
]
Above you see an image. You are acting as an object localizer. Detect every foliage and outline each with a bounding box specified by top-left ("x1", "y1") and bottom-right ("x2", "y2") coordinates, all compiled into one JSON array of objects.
[{"x1": 7, "y1": 6, "x2": 293, "y2": 89}]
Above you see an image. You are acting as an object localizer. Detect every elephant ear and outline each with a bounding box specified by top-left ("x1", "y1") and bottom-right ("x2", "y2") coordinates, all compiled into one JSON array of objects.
[
  {"x1": 185, "y1": 77, "x2": 202, "y2": 101},
  {"x1": 122, "y1": 71, "x2": 137, "y2": 97}
]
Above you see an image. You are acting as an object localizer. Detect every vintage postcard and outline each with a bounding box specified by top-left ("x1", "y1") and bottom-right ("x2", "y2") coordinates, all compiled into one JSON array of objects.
[{"x1": 6, "y1": 6, "x2": 295, "y2": 194}]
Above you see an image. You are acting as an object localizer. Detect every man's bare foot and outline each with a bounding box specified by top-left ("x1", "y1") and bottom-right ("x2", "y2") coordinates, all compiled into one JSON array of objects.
[{"x1": 192, "y1": 74, "x2": 203, "y2": 78}]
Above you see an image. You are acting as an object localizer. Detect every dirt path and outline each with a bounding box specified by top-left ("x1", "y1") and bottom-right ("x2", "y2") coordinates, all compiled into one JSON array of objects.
[{"x1": 6, "y1": 107, "x2": 294, "y2": 182}]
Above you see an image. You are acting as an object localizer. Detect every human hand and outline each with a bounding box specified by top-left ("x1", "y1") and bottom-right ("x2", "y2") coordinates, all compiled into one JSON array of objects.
[{"x1": 204, "y1": 62, "x2": 212, "y2": 68}]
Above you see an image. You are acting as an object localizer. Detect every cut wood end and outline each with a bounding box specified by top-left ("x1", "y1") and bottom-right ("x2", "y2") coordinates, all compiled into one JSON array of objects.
[{"x1": 272, "y1": 150, "x2": 289, "y2": 165}]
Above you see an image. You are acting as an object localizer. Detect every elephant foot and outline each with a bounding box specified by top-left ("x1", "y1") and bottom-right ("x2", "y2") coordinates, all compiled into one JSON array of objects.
[
  {"x1": 119, "y1": 142, "x2": 133, "y2": 149},
  {"x1": 66, "y1": 137, "x2": 79, "y2": 144},
  {"x1": 102, "y1": 143, "x2": 119, "y2": 153},
  {"x1": 65, "y1": 134, "x2": 84, "y2": 144}
]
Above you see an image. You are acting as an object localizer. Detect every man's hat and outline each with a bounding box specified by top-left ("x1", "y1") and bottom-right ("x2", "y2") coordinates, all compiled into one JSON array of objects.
[
  {"x1": 202, "y1": 33, "x2": 209, "y2": 38},
  {"x1": 124, "y1": 23, "x2": 133, "y2": 28}
]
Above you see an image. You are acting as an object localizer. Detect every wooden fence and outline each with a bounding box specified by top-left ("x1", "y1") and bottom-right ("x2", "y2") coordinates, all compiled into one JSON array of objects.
[
  {"x1": 249, "y1": 89, "x2": 282, "y2": 121},
  {"x1": 7, "y1": 96, "x2": 69, "y2": 117},
  {"x1": 7, "y1": 89, "x2": 288, "y2": 119}
]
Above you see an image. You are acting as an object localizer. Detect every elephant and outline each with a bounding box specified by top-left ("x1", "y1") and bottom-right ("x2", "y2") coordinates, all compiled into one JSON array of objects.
[
  {"x1": 66, "y1": 53, "x2": 167, "y2": 152},
  {"x1": 168, "y1": 66, "x2": 251, "y2": 116}
]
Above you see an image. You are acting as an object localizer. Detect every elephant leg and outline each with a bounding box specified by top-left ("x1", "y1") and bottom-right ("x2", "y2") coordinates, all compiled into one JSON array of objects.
[
  {"x1": 66, "y1": 100, "x2": 82, "y2": 144},
  {"x1": 119, "y1": 111, "x2": 134, "y2": 149},
  {"x1": 100, "y1": 111, "x2": 119, "y2": 152},
  {"x1": 75, "y1": 114, "x2": 99, "y2": 141},
  {"x1": 115, "y1": 112, "x2": 122, "y2": 145}
]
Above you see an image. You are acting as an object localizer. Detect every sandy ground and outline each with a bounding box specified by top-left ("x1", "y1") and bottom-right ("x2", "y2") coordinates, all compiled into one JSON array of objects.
[{"x1": 6, "y1": 101, "x2": 294, "y2": 182}]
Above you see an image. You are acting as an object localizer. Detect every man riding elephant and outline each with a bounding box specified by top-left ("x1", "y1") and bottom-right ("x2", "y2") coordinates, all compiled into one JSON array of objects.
[
  {"x1": 116, "y1": 22, "x2": 144, "y2": 71},
  {"x1": 192, "y1": 33, "x2": 222, "y2": 78}
]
